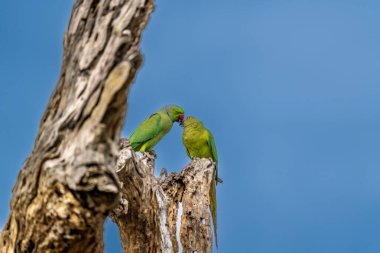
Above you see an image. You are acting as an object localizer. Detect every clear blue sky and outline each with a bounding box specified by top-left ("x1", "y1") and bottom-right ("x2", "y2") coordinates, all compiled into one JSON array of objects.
[{"x1": 1, "y1": 1, "x2": 380, "y2": 252}]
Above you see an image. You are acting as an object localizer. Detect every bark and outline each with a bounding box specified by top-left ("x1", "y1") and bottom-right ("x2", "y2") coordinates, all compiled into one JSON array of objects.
[
  {"x1": 110, "y1": 139, "x2": 214, "y2": 253},
  {"x1": 0, "y1": 0, "x2": 154, "y2": 252},
  {"x1": 1, "y1": 0, "x2": 216, "y2": 252}
]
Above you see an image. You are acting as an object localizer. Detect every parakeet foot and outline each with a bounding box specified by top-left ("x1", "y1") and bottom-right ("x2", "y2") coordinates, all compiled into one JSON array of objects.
[{"x1": 143, "y1": 150, "x2": 157, "y2": 160}]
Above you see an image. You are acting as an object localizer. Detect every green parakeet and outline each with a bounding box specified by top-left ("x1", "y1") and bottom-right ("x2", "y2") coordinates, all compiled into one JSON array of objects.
[
  {"x1": 130, "y1": 104, "x2": 185, "y2": 152},
  {"x1": 182, "y1": 116, "x2": 220, "y2": 248}
]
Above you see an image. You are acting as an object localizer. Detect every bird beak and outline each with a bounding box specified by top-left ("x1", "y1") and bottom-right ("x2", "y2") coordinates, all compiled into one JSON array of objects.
[{"x1": 179, "y1": 114, "x2": 184, "y2": 126}]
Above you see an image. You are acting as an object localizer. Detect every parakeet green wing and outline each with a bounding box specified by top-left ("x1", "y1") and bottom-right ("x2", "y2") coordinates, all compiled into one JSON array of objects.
[
  {"x1": 130, "y1": 113, "x2": 161, "y2": 151},
  {"x1": 207, "y1": 131, "x2": 219, "y2": 182},
  {"x1": 207, "y1": 132, "x2": 218, "y2": 164}
]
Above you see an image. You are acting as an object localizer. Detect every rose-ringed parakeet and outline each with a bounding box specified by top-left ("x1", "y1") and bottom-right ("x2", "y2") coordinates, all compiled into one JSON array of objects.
[
  {"x1": 182, "y1": 116, "x2": 221, "y2": 248},
  {"x1": 130, "y1": 104, "x2": 184, "y2": 153}
]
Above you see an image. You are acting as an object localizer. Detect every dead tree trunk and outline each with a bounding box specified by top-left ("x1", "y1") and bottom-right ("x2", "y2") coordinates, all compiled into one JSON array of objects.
[
  {"x1": 0, "y1": 0, "x2": 154, "y2": 252},
  {"x1": 110, "y1": 139, "x2": 214, "y2": 253},
  {"x1": 0, "y1": 1, "x2": 215, "y2": 253}
]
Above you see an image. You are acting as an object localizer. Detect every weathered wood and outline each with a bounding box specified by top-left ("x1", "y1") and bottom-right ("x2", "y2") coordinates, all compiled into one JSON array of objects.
[
  {"x1": 0, "y1": 0, "x2": 154, "y2": 252},
  {"x1": 0, "y1": 1, "x2": 217, "y2": 252},
  {"x1": 111, "y1": 139, "x2": 214, "y2": 253}
]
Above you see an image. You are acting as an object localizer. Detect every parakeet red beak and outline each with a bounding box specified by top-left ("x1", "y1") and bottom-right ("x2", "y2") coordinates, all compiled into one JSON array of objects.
[{"x1": 178, "y1": 114, "x2": 184, "y2": 126}]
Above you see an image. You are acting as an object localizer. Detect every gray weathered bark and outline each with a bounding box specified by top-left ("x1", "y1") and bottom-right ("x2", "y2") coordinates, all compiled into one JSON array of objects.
[
  {"x1": 0, "y1": 0, "x2": 216, "y2": 252},
  {"x1": 0, "y1": 0, "x2": 154, "y2": 252}
]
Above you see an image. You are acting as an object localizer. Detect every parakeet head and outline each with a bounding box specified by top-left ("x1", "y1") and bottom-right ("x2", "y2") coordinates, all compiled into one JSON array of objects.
[
  {"x1": 183, "y1": 116, "x2": 203, "y2": 128},
  {"x1": 164, "y1": 104, "x2": 185, "y2": 124}
]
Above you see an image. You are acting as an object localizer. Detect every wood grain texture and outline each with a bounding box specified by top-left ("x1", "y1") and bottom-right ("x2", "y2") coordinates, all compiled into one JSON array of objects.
[
  {"x1": 0, "y1": 0, "x2": 154, "y2": 252},
  {"x1": 0, "y1": 1, "x2": 217, "y2": 252},
  {"x1": 111, "y1": 139, "x2": 215, "y2": 253}
]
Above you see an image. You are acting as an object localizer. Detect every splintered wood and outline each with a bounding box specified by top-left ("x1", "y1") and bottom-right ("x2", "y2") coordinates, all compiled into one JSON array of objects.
[
  {"x1": 111, "y1": 139, "x2": 214, "y2": 253},
  {"x1": 0, "y1": 0, "x2": 216, "y2": 252}
]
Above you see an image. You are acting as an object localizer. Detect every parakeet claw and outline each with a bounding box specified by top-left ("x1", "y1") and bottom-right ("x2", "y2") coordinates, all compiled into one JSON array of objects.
[
  {"x1": 216, "y1": 177, "x2": 223, "y2": 184},
  {"x1": 143, "y1": 150, "x2": 157, "y2": 160}
]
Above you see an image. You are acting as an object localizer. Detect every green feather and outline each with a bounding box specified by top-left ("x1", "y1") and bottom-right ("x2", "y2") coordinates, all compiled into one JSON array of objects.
[
  {"x1": 130, "y1": 105, "x2": 184, "y2": 152},
  {"x1": 130, "y1": 113, "x2": 161, "y2": 151},
  {"x1": 207, "y1": 131, "x2": 219, "y2": 182}
]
